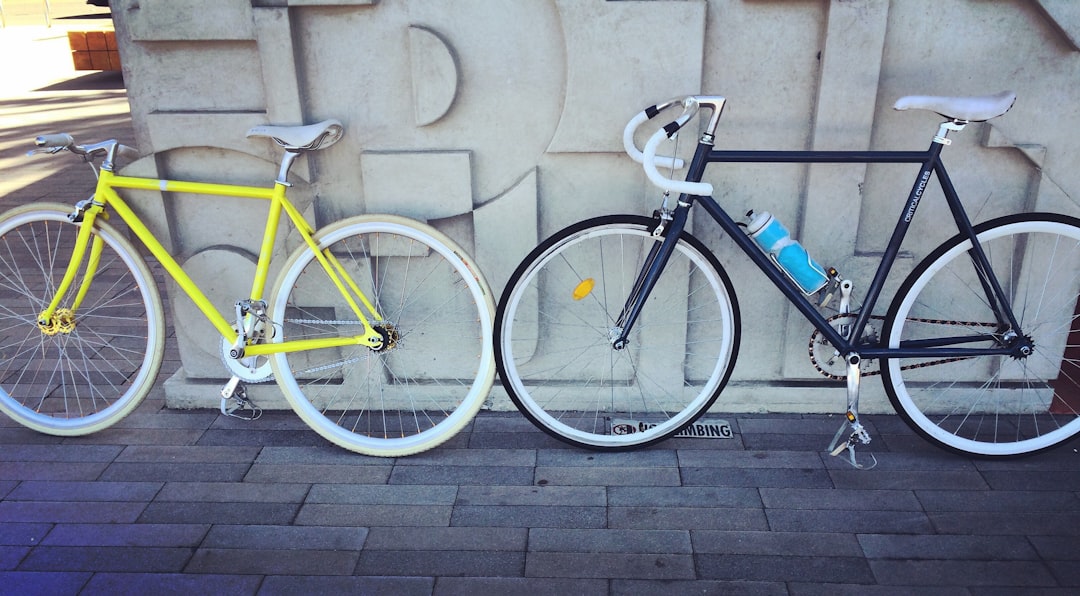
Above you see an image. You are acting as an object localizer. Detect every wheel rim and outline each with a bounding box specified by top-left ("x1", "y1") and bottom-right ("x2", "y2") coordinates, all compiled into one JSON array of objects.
[
  {"x1": 498, "y1": 219, "x2": 737, "y2": 448},
  {"x1": 886, "y1": 217, "x2": 1080, "y2": 456},
  {"x1": 269, "y1": 216, "x2": 494, "y2": 455},
  {"x1": 0, "y1": 207, "x2": 162, "y2": 434}
]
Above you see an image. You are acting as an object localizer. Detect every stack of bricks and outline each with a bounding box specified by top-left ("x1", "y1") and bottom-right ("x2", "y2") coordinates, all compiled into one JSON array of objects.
[{"x1": 67, "y1": 29, "x2": 121, "y2": 71}]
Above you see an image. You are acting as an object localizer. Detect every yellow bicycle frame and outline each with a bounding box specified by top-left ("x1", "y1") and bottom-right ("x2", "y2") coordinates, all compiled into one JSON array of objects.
[{"x1": 39, "y1": 168, "x2": 387, "y2": 354}]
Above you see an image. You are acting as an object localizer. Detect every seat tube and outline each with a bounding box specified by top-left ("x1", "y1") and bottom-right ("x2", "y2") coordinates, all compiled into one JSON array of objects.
[
  {"x1": 849, "y1": 143, "x2": 943, "y2": 338},
  {"x1": 249, "y1": 182, "x2": 286, "y2": 300}
]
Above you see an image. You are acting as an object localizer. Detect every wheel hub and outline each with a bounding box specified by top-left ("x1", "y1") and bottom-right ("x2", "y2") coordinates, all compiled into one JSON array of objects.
[
  {"x1": 373, "y1": 323, "x2": 400, "y2": 353},
  {"x1": 1009, "y1": 334, "x2": 1035, "y2": 359},
  {"x1": 38, "y1": 308, "x2": 76, "y2": 335}
]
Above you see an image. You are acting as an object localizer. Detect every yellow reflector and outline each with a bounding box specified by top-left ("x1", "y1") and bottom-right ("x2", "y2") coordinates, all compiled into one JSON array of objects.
[{"x1": 572, "y1": 278, "x2": 595, "y2": 300}]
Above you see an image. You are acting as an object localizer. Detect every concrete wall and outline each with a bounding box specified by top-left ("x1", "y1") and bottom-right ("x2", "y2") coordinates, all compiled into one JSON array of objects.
[{"x1": 109, "y1": 0, "x2": 1080, "y2": 412}]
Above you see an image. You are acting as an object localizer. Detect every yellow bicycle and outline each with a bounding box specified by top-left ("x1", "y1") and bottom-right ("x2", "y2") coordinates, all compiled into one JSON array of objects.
[{"x1": 0, "y1": 120, "x2": 495, "y2": 456}]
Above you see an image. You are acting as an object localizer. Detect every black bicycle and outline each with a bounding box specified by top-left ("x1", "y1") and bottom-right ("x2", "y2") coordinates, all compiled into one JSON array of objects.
[{"x1": 495, "y1": 93, "x2": 1080, "y2": 461}]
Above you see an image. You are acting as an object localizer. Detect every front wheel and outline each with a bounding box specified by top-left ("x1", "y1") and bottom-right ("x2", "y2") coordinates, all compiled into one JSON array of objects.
[
  {"x1": 495, "y1": 215, "x2": 740, "y2": 450},
  {"x1": 268, "y1": 215, "x2": 495, "y2": 457},
  {"x1": 883, "y1": 213, "x2": 1080, "y2": 457},
  {"x1": 0, "y1": 203, "x2": 165, "y2": 435}
]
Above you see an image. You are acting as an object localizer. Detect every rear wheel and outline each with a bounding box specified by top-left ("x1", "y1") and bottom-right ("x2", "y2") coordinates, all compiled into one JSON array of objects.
[
  {"x1": 883, "y1": 213, "x2": 1080, "y2": 456},
  {"x1": 269, "y1": 215, "x2": 495, "y2": 456}
]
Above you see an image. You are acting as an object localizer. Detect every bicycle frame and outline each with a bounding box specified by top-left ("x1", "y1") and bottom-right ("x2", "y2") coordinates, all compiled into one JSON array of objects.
[
  {"x1": 39, "y1": 167, "x2": 387, "y2": 355},
  {"x1": 617, "y1": 136, "x2": 1027, "y2": 362}
]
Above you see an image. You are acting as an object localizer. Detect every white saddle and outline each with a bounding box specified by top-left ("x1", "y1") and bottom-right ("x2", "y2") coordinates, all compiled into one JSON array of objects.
[
  {"x1": 893, "y1": 91, "x2": 1016, "y2": 122},
  {"x1": 246, "y1": 119, "x2": 344, "y2": 151}
]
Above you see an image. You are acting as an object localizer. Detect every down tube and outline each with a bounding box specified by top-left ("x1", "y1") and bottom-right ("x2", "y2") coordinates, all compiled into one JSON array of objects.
[
  {"x1": 96, "y1": 186, "x2": 239, "y2": 342},
  {"x1": 693, "y1": 195, "x2": 850, "y2": 350}
]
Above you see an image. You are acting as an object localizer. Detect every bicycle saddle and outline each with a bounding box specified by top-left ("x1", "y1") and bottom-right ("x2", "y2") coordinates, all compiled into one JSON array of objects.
[
  {"x1": 246, "y1": 119, "x2": 344, "y2": 151},
  {"x1": 893, "y1": 91, "x2": 1016, "y2": 122}
]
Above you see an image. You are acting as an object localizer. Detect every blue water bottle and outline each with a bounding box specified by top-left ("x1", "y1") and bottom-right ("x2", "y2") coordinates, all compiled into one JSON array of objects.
[{"x1": 746, "y1": 210, "x2": 828, "y2": 295}]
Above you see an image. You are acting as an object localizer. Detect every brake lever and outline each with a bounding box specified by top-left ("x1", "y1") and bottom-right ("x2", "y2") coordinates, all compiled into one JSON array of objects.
[{"x1": 26, "y1": 147, "x2": 66, "y2": 157}]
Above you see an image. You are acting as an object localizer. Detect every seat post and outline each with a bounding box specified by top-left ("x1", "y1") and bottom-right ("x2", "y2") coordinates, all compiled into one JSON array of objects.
[
  {"x1": 276, "y1": 150, "x2": 301, "y2": 185},
  {"x1": 933, "y1": 120, "x2": 967, "y2": 146}
]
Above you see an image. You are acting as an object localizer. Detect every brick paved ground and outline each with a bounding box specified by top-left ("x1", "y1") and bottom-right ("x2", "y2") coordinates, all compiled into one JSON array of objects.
[{"x1": 2, "y1": 16, "x2": 1080, "y2": 596}]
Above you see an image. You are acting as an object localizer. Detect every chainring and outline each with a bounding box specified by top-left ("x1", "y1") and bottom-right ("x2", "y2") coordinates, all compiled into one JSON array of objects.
[
  {"x1": 808, "y1": 313, "x2": 879, "y2": 380},
  {"x1": 220, "y1": 322, "x2": 274, "y2": 383}
]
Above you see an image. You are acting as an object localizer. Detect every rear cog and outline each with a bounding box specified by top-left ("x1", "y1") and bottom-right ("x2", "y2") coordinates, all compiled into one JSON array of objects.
[{"x1": 372, "y1": 322, "x2": 400, "y2": 353}]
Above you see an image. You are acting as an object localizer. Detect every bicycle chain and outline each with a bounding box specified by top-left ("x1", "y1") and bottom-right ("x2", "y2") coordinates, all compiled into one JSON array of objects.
[
  {"x1": 220, "y1": 317, "x2": 368, "y2": 382},
  {"x1": 284, "y1": 318, "x2": 365, "y2": 326},
  {"x1": 808, "y1": 313, "x2": 998, "y2": 381}
]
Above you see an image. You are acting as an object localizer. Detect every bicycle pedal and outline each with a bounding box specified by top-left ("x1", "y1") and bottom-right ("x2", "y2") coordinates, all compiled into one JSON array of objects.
[
  {"x1": 221, "y1": 394, "x2": 262, "y2": 421},
  {"x1": 828, "y1": 435, "x2": 878, "y2": 469}
]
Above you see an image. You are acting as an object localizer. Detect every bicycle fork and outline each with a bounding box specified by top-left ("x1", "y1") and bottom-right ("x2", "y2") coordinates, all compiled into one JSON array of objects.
[
  {"x1": 611, "y1": 200, "x2": 691, "y2": 349},
  {"x1": 37, "y1": 200, "x2": 108, "y2": 335}
]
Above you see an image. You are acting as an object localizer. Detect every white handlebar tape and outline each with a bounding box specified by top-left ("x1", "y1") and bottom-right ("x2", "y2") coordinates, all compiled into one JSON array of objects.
[
  {"x1": 623, "y1": 110, "x2": 685, "y2": 169},
  {"x1": 642, "y1": 128, "x2": 712, "y2": 196}
]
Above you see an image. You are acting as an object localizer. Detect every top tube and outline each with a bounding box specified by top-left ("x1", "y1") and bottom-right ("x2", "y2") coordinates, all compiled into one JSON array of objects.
[
  {"x1": 705, "y1": 150, "x2": 930, "y2": 164},
  {"x1": 105, "y1": 172, "x2": 277, "y2": 201}
]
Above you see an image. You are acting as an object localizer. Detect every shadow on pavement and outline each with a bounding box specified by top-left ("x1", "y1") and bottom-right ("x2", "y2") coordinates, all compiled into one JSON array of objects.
[{"x1": 36, "y1": 70, "x2": 125, "y2": 92}]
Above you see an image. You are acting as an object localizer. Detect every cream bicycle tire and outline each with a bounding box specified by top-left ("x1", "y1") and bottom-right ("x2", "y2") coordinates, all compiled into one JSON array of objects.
[
  {"x1": 0, "y1": 203, "x2": 165, "y2": 435},
  {"x1": 268, "y1": 214, "x2": 495, "y2": 456}
]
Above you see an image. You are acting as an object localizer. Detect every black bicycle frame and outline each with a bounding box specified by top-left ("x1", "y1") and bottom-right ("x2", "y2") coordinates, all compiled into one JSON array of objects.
[{"x1": 613, "y1": 138, "x2": 1024, "y2": 362}]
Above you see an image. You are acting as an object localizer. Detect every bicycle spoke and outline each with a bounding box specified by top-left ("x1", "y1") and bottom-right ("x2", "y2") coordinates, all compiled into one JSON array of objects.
[{"x1": 495, "y1": 216, "x2": 739, "y2": 450}]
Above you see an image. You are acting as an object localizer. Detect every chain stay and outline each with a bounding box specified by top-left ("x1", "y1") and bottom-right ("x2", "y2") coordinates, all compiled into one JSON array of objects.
[{"x1": 808, "y1": 313, "x2": 998, "y2": 380}]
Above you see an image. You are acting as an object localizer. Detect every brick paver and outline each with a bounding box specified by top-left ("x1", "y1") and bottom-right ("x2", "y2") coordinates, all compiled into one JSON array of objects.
[{"x1": 3, "y1": 17, "x2": 1080, "y2": 596}]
